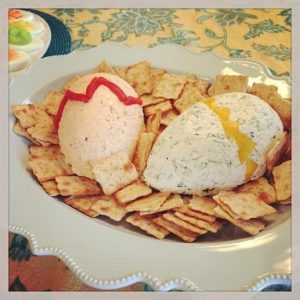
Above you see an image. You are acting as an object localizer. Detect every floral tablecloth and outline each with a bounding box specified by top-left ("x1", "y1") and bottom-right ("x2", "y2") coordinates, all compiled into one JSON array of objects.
[{"x1": 9, "y1": 8, "x2": 291, "y2": 292}]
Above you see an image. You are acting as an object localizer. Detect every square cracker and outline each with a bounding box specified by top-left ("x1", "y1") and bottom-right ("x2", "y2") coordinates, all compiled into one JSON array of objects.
[
  {"x1": 92, "y1": 151, "x2": 139, "y2": 195},
  {"x1": 64, "y1": 195, "x2": 100, "y2": 217},
  {"x1": 133, "y1": 132, "x2": 156, "y2": 173},
  {"x1": 160, "y1": 109, "x2": 179, "y2": 126},
  {"x1": 29, "y1": 145, "x2": 62, "y2": 158},
  {"x1": 173, "y1": 82, "x2": 206, "y2": 113},
  {"x1": 213, "y1": 206, "x2": 265, "y2": 236},
  {"x1": 55, "y1": 175, "x2": 101, "y2": 196},
  {"x1": 114, "y1": 181, "x2": 152, "y2": 204},
  {"x1": 94, "y1": 60, "x2": 117, "y2": 75},
  {"x1": 153, "y1": 215, "x2": 199, "y2": 242},
  {"x1": 28, "y1": 156, "x2": 73, "y2": 182},
  {"x1": 272, "y1": 160, "x2": 291, "y2": 201},
  {"x1": 144, "y1": 100, "x2": 172, "y2": 117},
  {"x1": 152, "y1": 73, "x2": 187, "y2": 99},
  {"x1": 11, "y1": 104, "x2": 42, "y2": 129},
  {"x1": 174, "y1": 206, "x2": 216, "y2": 223},
  {"x1": 126, "y1": 213, "x2": 169, "y2": 240},
  {"x1": 140, "y1": 194, "x2": 183, "y2": 215},
  {"x1": 113, "y1": 67, "x2": 127, "y2": 80},
  {"x1": 237, "y1": 177, "x2": 276, "y2": 204},
  {"x1": 126, "y1": 192, "x2": 170, "y2": 212},
  {"x1": 151, "y1": 68, "x2": 166, "y2": 87},
  {"x1": 146, "y1": 112, "x2": 162, "y2": 136},
  {"x1": 140, "y1": 94, "x2": 165, "y2": 107},
  {"x1": 41, "y1": 180, "x2": 60, "y2": 196},
  {"x1": 40, "y1": 91, "x2": 64, "y2": 116},
  {"x1": 174, "y1": 211, "x2": 221, "y2": 233},
  {"x1": 162, "y1": 213, "x2": 208, "y2": 234},
  {"x1": 266, "y1": 93, "x2": 291, "y2": 130},
  {"x1": 126, "y1": 61, "x2": 154, "y2": 96},
  {"x1": 13, "y1": 121, "x2": 40, "y2": 145},
  {"x1": 265, "y1": 132, "x2": 288, "y2": 174},
  {"x1": 214, "y1": 75, "x2": 248, "y2": 95},
  {"x1": 189, "y1": 195, "x2": 218, "y2": 216},
  {"x1": 213, "y1": 191, "x2": 277, "y2": 220},
  {"x1": 250, "y1": 83, "x2": 278, "y2": 101},
  {"x1": 62, "y1": 75, "x2": 81, "y2": 92},
  {"x1": 90, "y1": 195, "x2": 127, "y2": 221},
  {"x1": 26, "y1": 111, "x2": 58, "y2": 145}
]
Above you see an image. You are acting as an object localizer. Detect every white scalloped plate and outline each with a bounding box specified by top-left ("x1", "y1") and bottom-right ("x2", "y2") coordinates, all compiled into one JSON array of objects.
[{"x1": 9, "y1": 43, "x2": 291, "y2": 291}]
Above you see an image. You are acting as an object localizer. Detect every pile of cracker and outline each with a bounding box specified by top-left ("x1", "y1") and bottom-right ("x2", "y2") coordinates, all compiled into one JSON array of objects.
[{"x1": 11, "y1": 60, "x2": 292, "y2": 243}]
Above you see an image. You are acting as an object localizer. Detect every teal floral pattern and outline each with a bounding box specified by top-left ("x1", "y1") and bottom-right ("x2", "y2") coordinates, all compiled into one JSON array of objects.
[
  {"x1": 279, "y1": 9, "x2": 291, "y2": 27},
  {"x1": 197, "y1": 9, "x2": 257, "y2": 26},
  {"x1": 252, "y1": 43, "x2": 291, "y2": 61},
  {"x1": 52, "y1": 9, "x2": 102, "y2": 18},
  {"x1": 150, "y1": 27, "x2": 199, "y2": 48},
  {"x1": 244, "y1": 19, "x2": 290, "y2": 40},
  {"x1": 101, "y1": 9, "x2": 179, "y2": 41}
]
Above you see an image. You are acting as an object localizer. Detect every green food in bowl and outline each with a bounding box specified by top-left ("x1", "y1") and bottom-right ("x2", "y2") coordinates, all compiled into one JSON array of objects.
[{"x1": 9, "y1": 28, "x2": 32, "y2": 45}]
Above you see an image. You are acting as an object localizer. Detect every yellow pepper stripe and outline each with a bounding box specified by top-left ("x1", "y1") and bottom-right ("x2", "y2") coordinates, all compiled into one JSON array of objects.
[{"x1": 203, "y1": 98, "x2": 257, "y2": 180}]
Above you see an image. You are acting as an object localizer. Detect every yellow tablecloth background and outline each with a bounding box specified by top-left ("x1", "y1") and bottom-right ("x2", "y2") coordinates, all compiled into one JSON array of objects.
[{"x1": 9, "y1": 8, "x2": 291, "y2": 292}]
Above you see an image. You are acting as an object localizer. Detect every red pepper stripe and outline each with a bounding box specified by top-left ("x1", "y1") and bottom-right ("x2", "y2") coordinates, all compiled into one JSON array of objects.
[{"x1": 53, "y1": 77, "x2": 142, "y2": 131}]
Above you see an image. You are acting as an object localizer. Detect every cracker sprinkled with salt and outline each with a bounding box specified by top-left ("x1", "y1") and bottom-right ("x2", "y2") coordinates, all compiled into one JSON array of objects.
[
  {"x1": 29, "y1": 145, "x2": 62, "y2": 158},
  {"x1": 28, "y1": 156, "x2": 73, "y2": 182},
  {"x1": 174, "y1": 82, "x2": 206, "y2": 113},
  {"x1": 126, "y1": 61, "x2": 154, "y2": 96},
  {"x1": 140, "y1": 194, "x2": 183, "y2": 215},
  {"x1": 62, "y1": 75, "x2": 81, "y2": 92},
  {"x1": 95, "y1": 60, "x2": 117, "y2": 75},
  {"x1": 64, "y1": 195, "x2": 99, "y2": 217},
  {"x1": 213, "y1": 206, "x2": 265, "y2": 236},
  {"x1": 174, "y1": 211, "x2": 221, "y2": 233},
  {"x1": 237, "y1": 177, "x2": 276, "y2": 204},
  {"x1": 90, "y1": 195, "x2": 126, "y2": 221},
  {"x1": 13, "y1": 121, "x2": 40, "y2": 145},
  {"x1": 272, "y1": 160, "x2": 291, "y2": 201},
  {"x1": 265, "y1": 132, "x2": 288, "y2": 173},
  {"x1": 213, "y1": 191, "x2": 277, "y2": 220},
  {"x1": 160, "y1": 109, "x2": 179, "y2": 126},
  {"x1": 163, "y1": 213, "x2": 208, "y2": 234},
  {"x1": 55, "y1": 175, "x2": 101, "y2": 196},
  {"x1": 115, "y1": 181, "x2": 152, "y2": 204},
  {"x1": 133, "y1": 132, "x2": 156, "y2": 174},
  {"x1": 153, "y1": 73, "x2": 187, "y2": 99},
  {"x1": 140, "y1": 94, "x2": 165, "y2": 107},
  {"x1": 214, "y1": 75, "x2": 248, "y2": 95},
  {"x1": 174, "y1": 206, "x2": 216, "y2": 223},
  {"x1": 92, "y1": 151, "x2": 139, "y2": 195},
  {"x1": 40, "y1": 91, "x2": 64, "y2": 116},
  {"x1": 126, "y1": 213, "x2": 169, "y2": 239},
  {"x1": 189, "y1": 195, "x2": 218, "y2": 216},
  {"x1": 146, "y1": 112, "x2": 162, "y2": 136},
  {"x1": 144, "y1": 100, "x2": 172, "y2": 117},
  {"x1": 250, "y1": 83, "x2": 278, "y2": 101},
  {"x1": 153, "y1": 215, "x2": 198, "y2": 242},
  {"x1": 41, "y1": 180, "x2": 60, "y2": 196},
  {"x1": 126, "y1": 192, "x2": 170, "y2": 212}
]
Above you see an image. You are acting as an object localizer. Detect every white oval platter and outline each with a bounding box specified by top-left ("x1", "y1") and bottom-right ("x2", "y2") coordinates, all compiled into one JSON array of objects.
[{"x1": 9, "y1": 43, "x2": 291, "y2": 291}]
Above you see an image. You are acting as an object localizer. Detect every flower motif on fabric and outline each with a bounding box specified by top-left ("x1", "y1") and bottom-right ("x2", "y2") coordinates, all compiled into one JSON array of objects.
[{"x1": 101, "y1": 9, "x2": 178, "y2": 41}]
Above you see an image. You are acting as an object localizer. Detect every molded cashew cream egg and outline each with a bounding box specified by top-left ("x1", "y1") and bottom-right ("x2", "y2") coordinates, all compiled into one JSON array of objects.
[
  {"x1": 143, "y1": 92, "x2": 283, "y2": 195},
  {"x1": 58, "y1": 73, "x2": 144, "y2": 179}
]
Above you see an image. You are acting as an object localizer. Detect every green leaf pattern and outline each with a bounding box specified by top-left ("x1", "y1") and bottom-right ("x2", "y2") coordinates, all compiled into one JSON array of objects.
[
  {"x1": 44, "y1": 8, "x2": 294, "y2": 76},
  {"x1": 244, "y1": 19, "x2": 289, "y2": 40}
]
